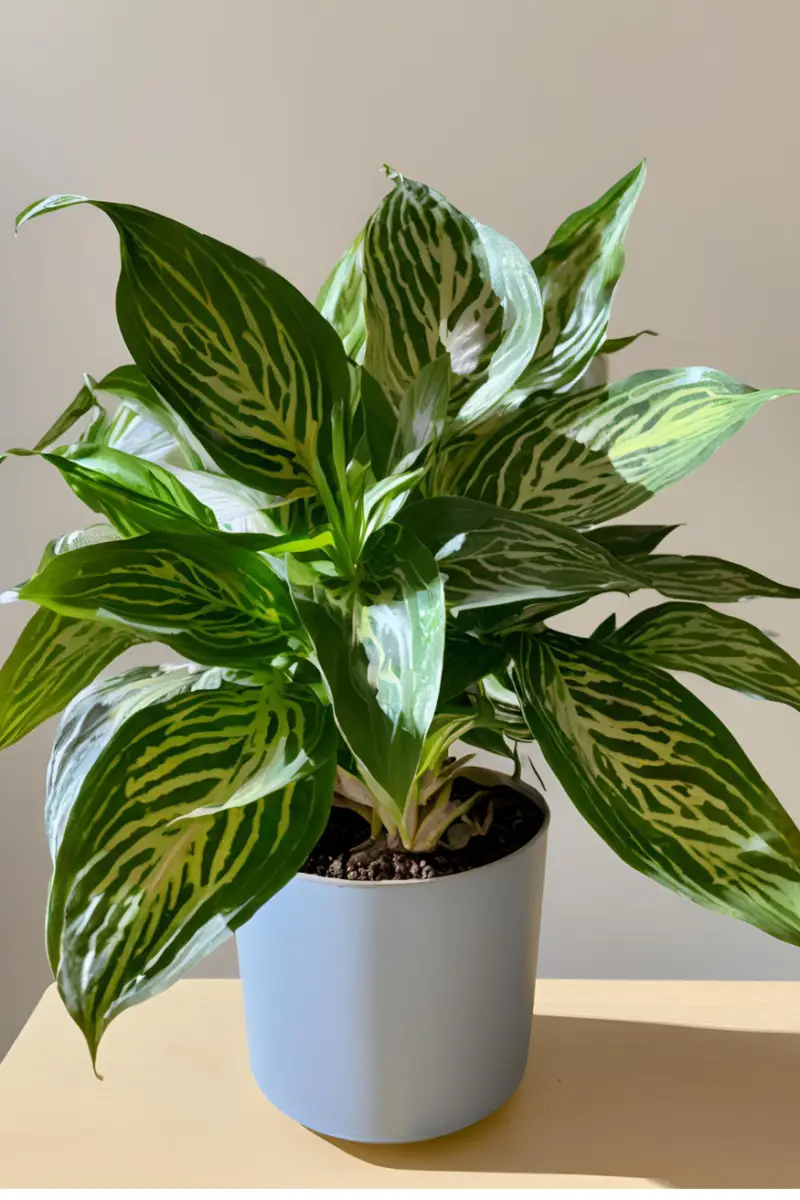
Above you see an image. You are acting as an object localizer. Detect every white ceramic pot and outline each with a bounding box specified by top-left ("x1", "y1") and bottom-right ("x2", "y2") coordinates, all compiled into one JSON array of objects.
[{"x1": 236, "y1": 776, "x2": 549, "y2": 1143}]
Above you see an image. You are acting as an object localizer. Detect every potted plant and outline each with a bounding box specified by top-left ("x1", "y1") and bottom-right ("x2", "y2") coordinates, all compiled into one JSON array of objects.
[{"x1": 4, "y1": 162, "x2": 800, "y2": 1143}]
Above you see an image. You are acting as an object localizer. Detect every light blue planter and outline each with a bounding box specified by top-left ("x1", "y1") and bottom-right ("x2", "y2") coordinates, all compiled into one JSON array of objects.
[{"x1": 236, "y1": 776, "x2": 549, "y2": 1144}]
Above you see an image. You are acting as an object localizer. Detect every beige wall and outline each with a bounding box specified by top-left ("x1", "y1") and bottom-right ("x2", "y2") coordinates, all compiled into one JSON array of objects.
[{"x1": 3, "y1": 0, "x2": 800, "y2": 1057}]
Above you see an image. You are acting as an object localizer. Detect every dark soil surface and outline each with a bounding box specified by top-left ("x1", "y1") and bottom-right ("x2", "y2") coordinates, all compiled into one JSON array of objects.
[{"x1": 301, "y1": 778, "x2": 545, "y2": 882}]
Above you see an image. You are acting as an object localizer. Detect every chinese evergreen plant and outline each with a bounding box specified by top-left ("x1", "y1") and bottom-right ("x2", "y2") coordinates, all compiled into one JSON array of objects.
[{"x1": 4, "y1": 162, "x2": 800, "y2": 1067}]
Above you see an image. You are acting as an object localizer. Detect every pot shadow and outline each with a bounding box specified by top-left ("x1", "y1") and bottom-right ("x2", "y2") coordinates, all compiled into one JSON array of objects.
[{"x1": 326, "y1": 1015, "x2": 800, "y2": 1188}]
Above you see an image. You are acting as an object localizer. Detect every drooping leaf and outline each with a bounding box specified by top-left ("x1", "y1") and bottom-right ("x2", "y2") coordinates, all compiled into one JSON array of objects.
[
  {"x1": 3, "y1": 444, "x2": 218, "y2": 537},
  {"x1": 290, "y1": 523, "x2": 444, "y2": 823},
  {"x1": 18, "y1": 196, "x2": 352, "y2": 497},
  {"x1": 629, "y1": 554, "x2": 800, "y2": 602},
  {"x1": 0, "y1": 606, "x2": 136, "y2": 752},
  {"x1": 362, "y1": 168, "x2": 541, "y2": 422},
  {"x1": 512, "y1": 629, "x2": 800, "y2": 945},
  {"x1": 397, "y1": 496, "x2": 642, "y2": 612},
  {"x1": 46, "y1": 670, "x2": 335, "y2": 1062},
  {"x1": 607, "y1": 601, "x2": 800, "y2": 710},
  {"x1": 316, "y1": 229, "x2": 367, "y2": 361},
  {"x1": 433, "y1": 368, "x2": 796, "y2": 526},
  {"x1": 511, "y1": 162, "x2": 646, "y2": 397},
  {"x1": 16, "y1": 533, "x2": 299, "y2": 670}
]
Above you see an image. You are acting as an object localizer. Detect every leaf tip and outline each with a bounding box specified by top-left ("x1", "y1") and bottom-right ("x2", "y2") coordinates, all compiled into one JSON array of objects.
[
  {"x1": 382, "y1": 164, "x2": 404, "y2": 185},
  {"x1": 15, "y1": 194, "x2": 90, "y2": 234}
]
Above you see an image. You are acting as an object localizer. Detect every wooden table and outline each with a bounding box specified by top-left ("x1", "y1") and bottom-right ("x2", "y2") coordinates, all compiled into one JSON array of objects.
[{"x1": 1, "y1": 979, "x2": 798, "y2": 1188}]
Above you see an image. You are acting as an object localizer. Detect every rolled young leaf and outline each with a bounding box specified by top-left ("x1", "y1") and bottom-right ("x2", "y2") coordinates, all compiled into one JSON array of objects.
[
  {"x1": 316, "y1": 229, "x2": 367, "y2": 361},
  {"x1": 0, "y1": 606, "x2": 136, "y2": 752},
  {"x1": 17, "y1": 196, "x2": 352, "y2": 497},
  {"x1": 627, "y1": 553, "x2": 800, "y2": 602},
  {"x1": 606, "y1": 601, "x2": 800, "y2": 710},
  {"x1": 433, "y1": 367, "x2": 797, "y2": 526},
  {"x1": 362, "y1": 168, "x2": 542, "y2": 422},
  {"x1": 512, "y1": 629, "x2": 800, "y2": 945},
  {"x1": 33, "y1": 378, "x2": 106, "y2": 452},
  {"x1": 46, "y1": 669, "x2": 336, "y2": 1064},
  {"x1": 290, "y1": 523, "x2": 444, "y2": 827},
  {"x1": 511, "y1": 162, "x2": 646, "y2": 397},
  {"x1": 397, "y1": 496, "x2": 642, "y2": 612},
  {"x1": 15, "y1": 533, "x2": 299, "y2": 670}
]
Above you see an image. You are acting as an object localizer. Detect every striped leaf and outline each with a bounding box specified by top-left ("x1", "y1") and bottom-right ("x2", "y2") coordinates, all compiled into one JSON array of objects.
[
  {"x1": 18, "y1": 196, "x2": 351, "y2": 497},
  {"x1": 362, "y1": 168, "x2": 541, "y2": 421},
  {"x1": 630, "y1": 554, "x2": 800, "y2": 601},
  {"x1": 16, "y1": 533, "x2": 298, "y2": 670},
  {"x1": 3, "y1": 444, "x2": 218, "y2": 537},
  {"x1": 92, "y1": 365, "x2": 290, "y2": 535},
  {"x1": 316, "y1": 229, "x2": 367, "y2": 361},
  {"x1": 512, "y1": 630, "x2": 800, "y2": 944},
  {"x1": 433, "y1": 368, "x2": 796, "y2": 526},
  {"x1": 46, "y1": 669, "x2": 335, "y2": 1062},
  {"x1": 290, "y1": 523, "x2": 444, "y2": 825},
  {"x1": 0, "y1": 606, "x2": 136, "y2": 752},
  {"x1": 511, "y1": 162, "x2": 646, "y2": 397},
  {"x1": 607, "y1": 601, "x2": 800, "y2": 710},
  {"x1": 397, "y1": 497, "x2": 642, "y2": 612}
]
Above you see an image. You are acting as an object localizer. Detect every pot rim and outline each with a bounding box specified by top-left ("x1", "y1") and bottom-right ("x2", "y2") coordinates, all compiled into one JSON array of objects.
[{"x1": 297, "y1": 771, "x2": 550, "y2": 889}]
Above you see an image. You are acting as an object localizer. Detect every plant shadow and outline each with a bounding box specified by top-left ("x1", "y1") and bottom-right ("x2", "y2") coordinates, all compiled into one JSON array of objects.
[{"x1": 327, "y1": 1015, "x2": 800, "y2": 1188}]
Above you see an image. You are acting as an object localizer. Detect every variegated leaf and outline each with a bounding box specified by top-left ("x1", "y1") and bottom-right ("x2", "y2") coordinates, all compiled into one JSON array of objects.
[
  {"x1": 16, "y1": 533, "x2": 298, "y2": 670},
  {"x1": 362, "y1": 168, "x2": 541, "y2": 421},
  {"x1": 388, "y1": 353, "x2": 451, "y2": 473},
  {"x1": 433, "y1": 368, "x2": 796, "y2": 526},
  {"x1": 397, "y1": 497, "x2": 641, "y2": 612},
  {"x1": 4, "y1": 444, "x2": 218, "y2": 537},
  {"x1": 607, "y1": 601, "x2": 800, "y2": 710},
  {"x1": 46, "y1": 670, "x2": 335, "y2": 1062},
  {"x1": 290, "y1": 523, "x2": 444, "y2": 825},
  {"x1": 630, "y1": 554, "x2": 800, "y2": 602},
  {"x1": 0, "y1": 606, "x2": 136, "y2": 752},
  {"x1": 512, "y1": 630, "x2": 800, "y2": 944},
  {"x1": 511, "y1": 162, "x2": 646, "y2": 397},
  {"x1": 18, "y1": 196, "x2": 351, "y2": 496},
  {"x1": 316, "y1": 229, "x2": 367, "y2": 361}
]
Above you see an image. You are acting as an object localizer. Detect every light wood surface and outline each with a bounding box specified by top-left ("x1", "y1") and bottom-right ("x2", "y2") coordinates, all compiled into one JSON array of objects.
[{"x1": 1, "y1": 979, "x2": 799, "y2": 1188}]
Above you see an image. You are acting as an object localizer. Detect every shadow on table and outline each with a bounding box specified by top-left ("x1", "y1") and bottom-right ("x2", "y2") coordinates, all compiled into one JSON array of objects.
[{"x1": 328, "y1": 1015, "x2": 800, "y2": 1188}]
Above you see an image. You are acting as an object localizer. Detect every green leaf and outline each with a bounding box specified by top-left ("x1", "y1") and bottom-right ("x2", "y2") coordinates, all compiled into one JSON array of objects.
[
  {"x1": 0, "y1": 606, "x2": 136, "y2": 752},
  {"x1": 512, "y1": 162, "x2": 646, "y2": 396},
  {"x1": 362, "y1": 168, "x2": 541, "y2": 422},
  {"x1": 5, "y1": 444, "x2": 218, "y2": 537},
  {"x1": 584, "y1": 522, "x2": 680, "y2": 557},
  {"x1": 630, "y1": 554, "x2": 800, "y2": 601},
  {"x1": 388, "y1": 353, "x2": 451, "y2": 473},
  {"x1": 397, "y1": 497, "x2": 642, "y2": 612},
  {"x1": 46, "y1": 668, "x2": 335, "y2": 1063},
  {"x1": 316, "y1": 229, "x2": 367, "y2": 361},
  {"x1": 440, "y1": 629, "x2": 509, "y2": 700},
  {"x1": 512, "y1": 629, "x2": 800, "y2": 945},
  {"x1": 600, "y1": 329, "x2": 658, "y2": 355},
  {"x1": 290, "y1": 523, "x2": 444, "y2": 824},
  {"x1": 433, "y1": 367, "x2": 796, "y2": 526},
  {"x1": 608, "y1": 601, "x2": 800, "y2": 710},
  {"x1": 18, "y1": 196, "x2": 351, "y2": 497},
  {"x1": 33, "y1": 379, "x2": 105, "y2": 452},
  {"x1": 16, "y1": 533, "x2": 299, "y2": 670}
]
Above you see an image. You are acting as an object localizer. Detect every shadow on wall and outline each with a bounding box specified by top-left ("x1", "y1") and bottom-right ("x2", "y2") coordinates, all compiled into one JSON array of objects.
[{"x1": 329, "y1": 1015, "x2": 800, "y2": 1188}]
